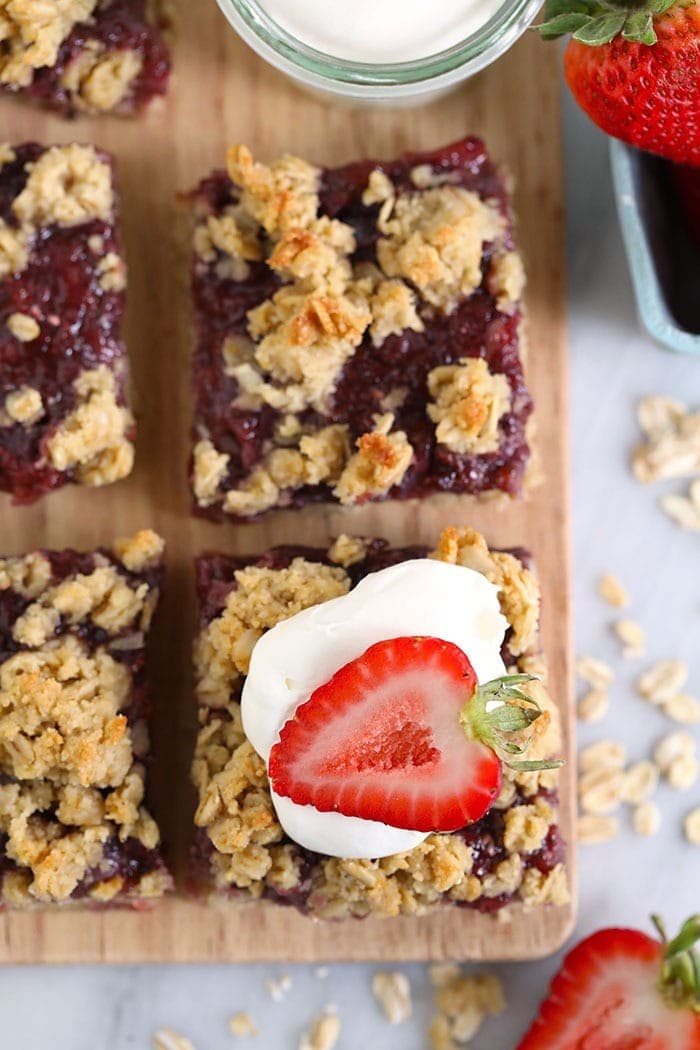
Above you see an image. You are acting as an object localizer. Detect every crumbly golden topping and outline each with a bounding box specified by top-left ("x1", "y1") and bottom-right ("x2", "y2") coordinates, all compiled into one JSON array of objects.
[
  {"x1": 0, "y1": 550, "x2": 52, "y2": 597},
  {"x1": 3, "y1": 385, "x2": 43, "y2": 425},
  {"x1": 431, "y1": 526, "x2": 539, "y2": 656},
  {"x1": 0, "y1": 0, "x2": 96, "y2": 87},
  {"x1": 192, "y1": 439, "x2": 230, "y2": 508},
  {"x1": 0, "y1": 217, "x2": 29, "y2": 277},
  {"x1": 97, "y1": 250, "x2": 126, "y2": 292},
  {"x1": 13, "y1": 144, "x2": 113, "y2": 228},
  {"x1": 226, "y1": 144, "x2": 320, "y2": 236},
  {"x1": 0, "y1": 142, "x2": 16, "y2": 166},
  {"x1": 113, "y1": 529, "x2": 165, "y2": 573},
  {"x1": 6, "y1": 311, "x2": 40, "y2": 341},
  {"x1": 12, "y1": 562, "x2": 151, "y2": 647},
  {"x1": 0, "y1": 636, "x2": 131, "y2": 786},
  {"x1": 59, "y1": 43, "x2": 142, "y2": 111},
  {"x1": 488, "y1": 250, "x2": 525, "y2": 313},
  {"x1": 375, "y1": 184, "x2": 504, "y2": 311},
  {"x1": 193, "y1": 206, "x2": 263, "y2": 266},
  {"x1": 427, "y1": 358, "x2": 511, "y2": 455},
  {"x1": 333, "y1": 413, "x2": 413, "y2": 505},
  {"x1": 46, "y1": 366, "x2": 134, "y2": 485},
  {"x1": 328, "y1": 534, "x2": 370, "y2": 568},
  {"x1": 194, "y1": 558, "x2": 350, "y2": 708}
]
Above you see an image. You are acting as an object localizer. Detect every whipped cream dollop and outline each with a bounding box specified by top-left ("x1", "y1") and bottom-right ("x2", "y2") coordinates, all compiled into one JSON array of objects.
[{"x1": 241, "y1": 559, "x2": 508, "y2": 858}]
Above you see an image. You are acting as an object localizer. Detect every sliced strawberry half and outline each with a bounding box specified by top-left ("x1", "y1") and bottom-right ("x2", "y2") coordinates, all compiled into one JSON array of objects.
[
  {"x1": 517, "y1": 915, "x2": 700, "y2": 1049},
  {"x1": 268, "y1": 636, "x2": 558, "y2": 833}
]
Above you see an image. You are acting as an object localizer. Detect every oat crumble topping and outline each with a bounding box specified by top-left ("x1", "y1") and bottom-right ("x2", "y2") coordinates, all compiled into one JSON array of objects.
[
  {"x1": 427, "y1": 358, "x2": 511, "y2": 455},
  {"x1": 6, "y1": 310, "x2": 39, "y2": 341},
  {"x1": 13, "y1": 144, "x2": 113, "y2": 228},
  {"x1": 46, "y1": 366, "x2": 134, "y2": 484},
  {"x1": 0, "y1": 0, "x2": 96, "y2": 87},
  {"x1": 3, "y1": 384, "x2": 43, "y2": 425},
  {"x1": 333, "y1": 412, "x2": 413, "y2": 504},
  {"x1": 59, "y1": 43, "x2": 143, "y2": 111},
  {"x1": 633, "y1": 395, "x2": 700, "y2": 483},
  {"x1": 375, "y1": 184, "x2": 504, "y2": 311}
]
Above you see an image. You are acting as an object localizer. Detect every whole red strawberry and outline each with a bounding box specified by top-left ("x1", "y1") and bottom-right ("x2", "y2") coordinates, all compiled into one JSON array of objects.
[
  {"x1": 517, "y1": 914, "x2": 700, "y2": 1049},
  {"x1": 538, "y1": 1, "x2": 700, "y2": 165}
]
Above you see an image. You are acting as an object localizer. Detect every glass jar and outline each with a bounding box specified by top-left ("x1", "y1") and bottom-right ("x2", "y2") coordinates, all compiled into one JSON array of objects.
[{"x1": 216, "y1": 0, "x2": 544, "y2": 106}]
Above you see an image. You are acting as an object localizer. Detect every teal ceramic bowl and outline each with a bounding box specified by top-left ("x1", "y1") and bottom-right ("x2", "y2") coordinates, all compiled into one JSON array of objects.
[{"x1": 610, "y1": 140, "x2": 700, "y2": 356}]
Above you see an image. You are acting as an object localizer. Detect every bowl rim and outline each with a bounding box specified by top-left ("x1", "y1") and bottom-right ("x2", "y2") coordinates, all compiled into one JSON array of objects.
[{"x1": 609, "y1": 139, "x2": 700, "y2": 357}]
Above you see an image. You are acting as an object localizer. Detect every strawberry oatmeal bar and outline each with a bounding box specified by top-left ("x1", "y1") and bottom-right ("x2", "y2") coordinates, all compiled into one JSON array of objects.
[
  {"x1": 0, "y1": 142, "x2": 135, "y2": 503},
  {"x1": 190, "y1": 527, "x2": 567, "y2": 919},
  {"x1": 0, "y1": 530, "x2": 172, "y2": 906},
  {"x1": 0, "y1": 0, "x2": 171, "y2": 116},
  {"x1": 189, "y1": 137, "x2": 533, "y2": 521}
]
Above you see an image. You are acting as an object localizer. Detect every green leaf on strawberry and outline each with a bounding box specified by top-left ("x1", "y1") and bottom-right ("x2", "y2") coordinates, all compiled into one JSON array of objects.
[{"x1": 538, "y1": 0, "x2": 677, "y2": 45}]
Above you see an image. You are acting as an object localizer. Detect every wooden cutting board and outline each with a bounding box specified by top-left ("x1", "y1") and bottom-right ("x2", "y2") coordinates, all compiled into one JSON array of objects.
[{"x1": 0, "y1": 0, "x2": 575, "y2": 962}]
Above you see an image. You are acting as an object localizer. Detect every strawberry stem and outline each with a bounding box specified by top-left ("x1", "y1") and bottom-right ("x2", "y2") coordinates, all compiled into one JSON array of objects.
[
  {"x1": 459, "y1": 674, "x2": 564, "y2": 773},
  {"x1": 652, "y1": 914, "x2": 700, "y2": 1012},
  {"x1": 535, "y1": 0, "x2": 676, "y2": 46}
]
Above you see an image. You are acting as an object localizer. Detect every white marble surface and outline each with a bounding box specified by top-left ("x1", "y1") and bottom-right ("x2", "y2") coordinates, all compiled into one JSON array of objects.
[{"x1": 2, "y1": 90, "x2": 699, "y2": 1050}]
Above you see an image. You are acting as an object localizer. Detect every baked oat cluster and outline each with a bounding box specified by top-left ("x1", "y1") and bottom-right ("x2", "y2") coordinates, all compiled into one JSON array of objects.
[
  {"x1": 190, "y1": 527, "x2": 567, "y2": 920},
  {"x1": 0, "y1": 0, "x2": 171, "y2": 116},
  {"x1": 0, "y1": 530, "x2": 172, "y2": 906},
  {"x1": 0, "y1": 142, "x2": 135, "y2": 503},
  {"x1": 190, "y1": 137, "x2": 533, "y2": 521}
]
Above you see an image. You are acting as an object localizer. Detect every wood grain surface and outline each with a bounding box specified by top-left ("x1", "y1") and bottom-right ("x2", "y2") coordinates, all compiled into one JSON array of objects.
[{"x1": 0, "y1": 0, "x2": 575, "y2": 962}]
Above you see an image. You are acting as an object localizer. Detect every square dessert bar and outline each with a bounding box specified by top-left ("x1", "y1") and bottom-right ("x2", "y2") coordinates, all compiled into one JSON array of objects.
[
  {"x1": 190, "y1": 137, "x2": 533, "y2": 521},
  {"x1": 0, "y1": 142, "x2": 135, "y2": 503},
  {"x1": 0, "y1": 0, "x2": 171, "y2": 116},
  {"x1": 191, "y1": 528, "x2": 567, "y2": 920},
  {"x1": 0, "y1": 529, "x2": 172, "y2": 906}
]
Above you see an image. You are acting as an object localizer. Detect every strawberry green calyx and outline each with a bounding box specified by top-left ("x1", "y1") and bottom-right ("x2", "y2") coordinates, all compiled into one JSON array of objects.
[
  {"x1": 652, "y1": 914, "x2": 700, "y2": 1012},
  {"x1": 459, "y1": 674, "x2": 564, "y2": 773},
  {"x1": 537, "y1": 0, "x2": 677, "y2": 46}
]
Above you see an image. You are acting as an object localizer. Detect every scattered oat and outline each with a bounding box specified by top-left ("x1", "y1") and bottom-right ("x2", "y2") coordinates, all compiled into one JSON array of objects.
[
  {"x1": 598, "y1": 573, "x2": 629, "y2": 608},
  {"x1": 660, "y1": 481, "x2": 700, "y2": 531},
  {"x1": 663, "y1": 693, "x2": 700, "y2": 725},
  {"x1": 153, "y1": 1030, "x2": 195, "y2": 1050},
  {"x1": 577, "y1": 814, "x2": 619, "y2": 845},
  {"x1": 298, "y1": 1012, "x2": 340, "y2": 1050},
  {"x1": 667, "y1": 754, "x2": 699, "y2": 792},
  {"x1": 315, "y1": 966, "x2": 330, "y2": 979},
  {"x1": 637, "y1": 661, "x2": 689, "y2": 705},
  {"x1": 614, "y1": 618, "x2": 646, "y2": 659},
  {"x1": 430, "y1": 969, "x2": 505, "y2": 1048},
  {"x1": 578, "y1": 740, "x2": 627, "y2": 773},
  {"x1": 576, "y1": 656, "x2": 615, "y2": 690},
  {"x1": 266, "y1": 974, "x2": 292, "y2": 1002},
  {"x1": 684, "y1": 807, "x2": 700, "y2": 845},
  {"x1": 229, "y1": 1012, "x2": 258, "y2": 1038},
  {"x1": 620, "y1": 760, "x2": 659, "y2": 804},
  {"x1": 653, "y1": 730, "x2": 696, "y2": 773},
  {"x1": 578, "y1": 768, "x2": 624, "y2": 815},
  {"x1": 632, "y1": 396, "x2": 700, "y2": 482},
  {"x1": 372, "y1": 971, "x2": 412, "y2": 1024},
  {"x1": 633, "y1": 801, "x2": 661, "y2": 837},
  {"x1": 577, "y1": 688, "x2": 609, "y2": 723}
]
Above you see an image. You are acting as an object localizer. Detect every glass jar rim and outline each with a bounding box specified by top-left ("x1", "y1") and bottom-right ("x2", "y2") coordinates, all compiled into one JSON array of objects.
[{"x1": 217, "y1": 0, "x2": 543, "y2": 88}]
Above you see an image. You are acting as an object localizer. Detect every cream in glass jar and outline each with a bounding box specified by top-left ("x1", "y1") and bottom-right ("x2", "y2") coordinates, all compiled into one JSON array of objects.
[{"x1": 216, "y1": 0, "x2": 544, "y2": 104}]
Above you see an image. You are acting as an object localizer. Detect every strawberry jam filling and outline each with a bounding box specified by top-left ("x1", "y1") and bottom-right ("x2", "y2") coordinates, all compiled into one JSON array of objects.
[{"x1": 190, "y1": 137, "x2": 532, "y2": 519}]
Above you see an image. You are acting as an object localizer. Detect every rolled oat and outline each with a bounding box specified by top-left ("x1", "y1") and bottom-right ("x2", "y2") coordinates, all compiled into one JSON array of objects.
[
  {"x1": 598, "y1": 573, "x2": 629, "y2": 609},
  {"x1": 372, "y1": 971, "x2": 412, "y2": 1024},
  {"x1": 577, "y1": 814, "x2": 619, "y2": 845},
  {"x1": 638, "y1": 661, "x2": 689, "y2": 705},
  {"x1": 633, "y1": 801, "x2": 661, "y2": 837}
]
